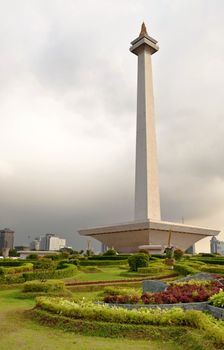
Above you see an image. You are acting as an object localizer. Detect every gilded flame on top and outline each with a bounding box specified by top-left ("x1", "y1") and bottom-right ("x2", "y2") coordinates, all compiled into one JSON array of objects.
[{"x1": 139, "y1": 22, "x2": 148, "y2": 37}]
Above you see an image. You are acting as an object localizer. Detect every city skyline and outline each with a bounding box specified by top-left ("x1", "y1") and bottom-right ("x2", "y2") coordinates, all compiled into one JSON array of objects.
[{"x1": 0, "y1": 1, "x2": 224, "y2": 252}]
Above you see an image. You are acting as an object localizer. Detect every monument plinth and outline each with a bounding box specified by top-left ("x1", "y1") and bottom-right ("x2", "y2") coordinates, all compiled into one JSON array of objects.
[{"x1": 78, "y1": 23, "x2": 220, "y2": 253}]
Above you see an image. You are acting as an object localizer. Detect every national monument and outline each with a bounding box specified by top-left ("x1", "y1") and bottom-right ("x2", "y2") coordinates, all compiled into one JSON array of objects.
[{"x1": 79, "y1": 23, "x2": 220, "y2": 253}]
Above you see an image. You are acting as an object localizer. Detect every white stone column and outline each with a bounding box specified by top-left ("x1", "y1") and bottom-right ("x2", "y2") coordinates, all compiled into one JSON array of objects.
[{"x1": 130, "y1": 23, "x2": 161, "y2": 221}]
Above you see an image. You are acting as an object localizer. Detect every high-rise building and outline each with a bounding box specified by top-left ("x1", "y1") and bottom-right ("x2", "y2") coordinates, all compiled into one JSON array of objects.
[
  {"x1": 210, "y1": 237, "x2": 224, "y2": 255},
  {"x1": 29, "y1": 238, "x2": 40, "y2": 251},
  {"x1": 0, "y1": 228, "x2": 14, "y2": 252},
  {"x1": 39, "y1": 234, "x2": 66, "y2": 251}
]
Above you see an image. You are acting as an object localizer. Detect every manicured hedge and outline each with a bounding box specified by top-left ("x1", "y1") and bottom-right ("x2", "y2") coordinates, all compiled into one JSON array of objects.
[
  {"x1": 23, "y1": 280, "x2": 65, "y2": 293},
  {"x1": 88, "y1": 256, "x2": 129, "y2": 261},
  {"x1": 23, "y1": 264, "x2": 77, "y2": 281},
  {"x1": 195, "y1": 258, "x2": 224, "y2": 265},
  {"x1": 0, "y1": 275, "x2": 25, "y2": 284},
  {"x1": 0, "y1": 263, "x2": 33, "y2": 275},
  {"x1": 0, "y1": 260, "x2": 24, "y2": 267},
  {"x1": 35, "y1": 297, "x2": 224, "y2": 346},
  {"x1": 103, "y1": 286, "x2": 140, "y2": 296},
  {"x1": 79, "y1": 260, "x2": 127, "y2": 266},
  {"x1": 209, "y1": 291, "x2": 224, "y2": 308},
  {"x1": 200, "y1": 265, "x2": 224, "y2": 274},
  {"x1": 174, "y1": 263, "x2": 198, "y2": 276},
  {"x1": 31, "y1": 308, "x2": 218, "y2": 347}
]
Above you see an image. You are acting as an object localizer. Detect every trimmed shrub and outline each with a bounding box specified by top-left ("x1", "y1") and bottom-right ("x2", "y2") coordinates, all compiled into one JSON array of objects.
[
  {"x1": 0, "y1": 260, "x2": 24, "y2": 267},
  {"x1": 23, "y1": 280, "x2": 65, "y2": 293},
  {"x1": 79, "y1": 260, "x2": 127, "y2": 266},
  {"x1": 103, "y1": 249, "x2": 118, "y2": 256},
  {"x1": 196, "y1": 258, "x2": 224, "y2": 265},
  {"x1": 26, "y1": 254, "x2": 38, "y2": 260},
  {"x1": 151, "y1": 254, "x2": 165, "y2": 259},
  {"x1": 33, "y1": 259, "x2": 55, "y2": 270},
  {"x1": 0, "y1": 263, "x2": 33, "y2": 275},
  {"x1": 174, "y1": 249, "x2": 184, "y2": 261},
  {"x1": 104, "y1": 294, "x2": 140, "y2": 304},
  {"x1": 165, "y1": 248, "x2": 174, "y2": 259},
  {"x1": 35, "y1": 296, "x2": 224, "y2": 345},
  {"x1": 0, "y1": 274, "x2": 25, "y2": 284},
  {"x1": 23, "y1": 264, "x2": 77, "y2": 281},
  {"x1": 128, "y1": 253, "x2": 149, "y2": 272},
  {"x1": 174, "y1": 263, "x2": 198, "y2": 276},
  {"x1": 200, "y1": 265, "x2": 224, "y2": 274},
  {"x1": 209, "y1": 291, "x2": 224, "y2": 308},
  {"x1": 103, "y1": 286, "x2": 140, "y2": 296},
  {"x1": 88, "y1": 255, "x2": 129, "y2": 261}
]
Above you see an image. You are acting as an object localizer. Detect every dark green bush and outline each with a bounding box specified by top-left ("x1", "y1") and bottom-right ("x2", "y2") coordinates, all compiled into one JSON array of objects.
[
  {"x1": 174, "y1": 249, "x2": 184, "y2": 261},
  {"x1": 26, "y1": 254, "x2": 39, "y2": 260},
  {"x1": 103, "y1": 248, "x2": 118, "y2": 256},
  {"x1": 67, "y1": 258, "x2": 80, "y2": 267},
  {"x1": 199, "y1": 253, "x2": 217, "y2": 257},
  {"x1": 0, "y1": 260, "x2": 24, "y2": 267},
  {"x1": 195, "y1": 258, "x2": 224, "y2": 265},
  {"x1": 33, "y1": 259, "x2": 55, "y2": 270},
  {"x1": 128, "y1": 253, "x2": 149, "y2": 272},
  {"x1": 151, "y1": 254, "x2": 165, "y2": 259}
]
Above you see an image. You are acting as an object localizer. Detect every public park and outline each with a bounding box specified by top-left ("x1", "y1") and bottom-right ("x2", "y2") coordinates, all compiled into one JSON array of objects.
[
  {"x1": 1, "y1": 250, "x2": 224, "y2": 350},
  {"x1": 1, "y1": 1, "x2": 224, "y2": 349}
]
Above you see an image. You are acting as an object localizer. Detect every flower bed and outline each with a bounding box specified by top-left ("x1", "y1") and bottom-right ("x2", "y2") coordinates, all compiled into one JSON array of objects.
[{"x1": 103, "y1": 280, "x2": 223, "y2": 305}]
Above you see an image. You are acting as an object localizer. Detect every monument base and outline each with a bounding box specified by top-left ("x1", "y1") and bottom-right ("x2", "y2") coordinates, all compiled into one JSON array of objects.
[{"x1": 79, "y1": 220, "x2": 220, "y2": 253}]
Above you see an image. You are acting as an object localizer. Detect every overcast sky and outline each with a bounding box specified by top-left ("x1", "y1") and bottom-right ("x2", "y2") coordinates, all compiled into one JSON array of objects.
[{"x1": 0, "y1": 0, "x2": 224, "y2": 252}]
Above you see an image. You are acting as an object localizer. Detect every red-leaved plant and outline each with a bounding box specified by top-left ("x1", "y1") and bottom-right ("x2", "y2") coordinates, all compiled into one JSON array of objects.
[{"x1": 141, "y1": 281, "x2": 223, "y2": 304}]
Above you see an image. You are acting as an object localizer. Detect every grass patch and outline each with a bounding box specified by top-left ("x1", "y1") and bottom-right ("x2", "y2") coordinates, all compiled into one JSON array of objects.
[
  {"x1": 0, "y1": 289, "x2": 168, "y2": 350},
  {"x1": 30, "y1": 308, "x2": 222, "y2": 350}
]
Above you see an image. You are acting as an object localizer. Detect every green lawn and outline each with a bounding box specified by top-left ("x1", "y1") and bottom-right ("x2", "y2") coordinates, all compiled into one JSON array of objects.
[
  {"x1": 0, "y1": 289, "x2": 179, "y2": 350},
  {"x1": 66, "y1": 266, "x2": 132, "y2": 282},
  {"x1": 65, "y1": 265, "x2": 175, "y2": 283}
]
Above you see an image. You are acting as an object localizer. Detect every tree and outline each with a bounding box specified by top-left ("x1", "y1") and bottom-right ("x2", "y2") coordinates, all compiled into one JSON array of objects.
[
  {"x1": 103, "y1": 248, "x2": 118, "y2": 256},
  {"x1": 128, "y1": 253, "x2": 149, "y2": 272},
  {"x1": 174, "y1": 249, "x2": 184, "y2": 261}
]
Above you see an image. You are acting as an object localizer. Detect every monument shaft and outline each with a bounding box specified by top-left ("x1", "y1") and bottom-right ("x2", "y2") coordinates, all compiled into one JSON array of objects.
[
  {"x1": 131, "y1": 24, "x2": 161, "y2": 221},
  {"x1": 78, "y1": 23, "x2": 220, "y2": 254}
]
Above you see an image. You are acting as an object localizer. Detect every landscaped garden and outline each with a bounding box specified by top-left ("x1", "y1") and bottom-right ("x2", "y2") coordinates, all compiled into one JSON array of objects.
[{"x1": 1, "y1": 249, "x2": 224, "y2": 349}]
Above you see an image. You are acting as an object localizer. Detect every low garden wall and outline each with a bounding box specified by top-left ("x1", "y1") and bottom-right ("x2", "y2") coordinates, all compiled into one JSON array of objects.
[{"x1": 102, "y1": 301, "x2": 224, "y2": 319}]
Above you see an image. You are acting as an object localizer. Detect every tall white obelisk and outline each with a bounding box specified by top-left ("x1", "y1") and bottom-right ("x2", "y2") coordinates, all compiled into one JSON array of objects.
[
  {"x1": 130, "y1": 23, "x2": 161, "y2": 222},
  {"x1": 79, "y1": 23, "x2": 220, "y2": 254}
]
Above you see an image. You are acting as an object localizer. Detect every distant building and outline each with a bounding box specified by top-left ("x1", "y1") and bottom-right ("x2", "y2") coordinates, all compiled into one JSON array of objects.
[
  {"x1": 210, "y1": 237, "x2": 224, "y2": 255},
  {"x1": 39, "y1": 234, "x2": 66, "y2": 251},
  {"x1": 29, "y1": 238, "x2": 40, "y2": 251},
  {"x1": 0, "y1": 228, "x2": 14, "y2": 252}
]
